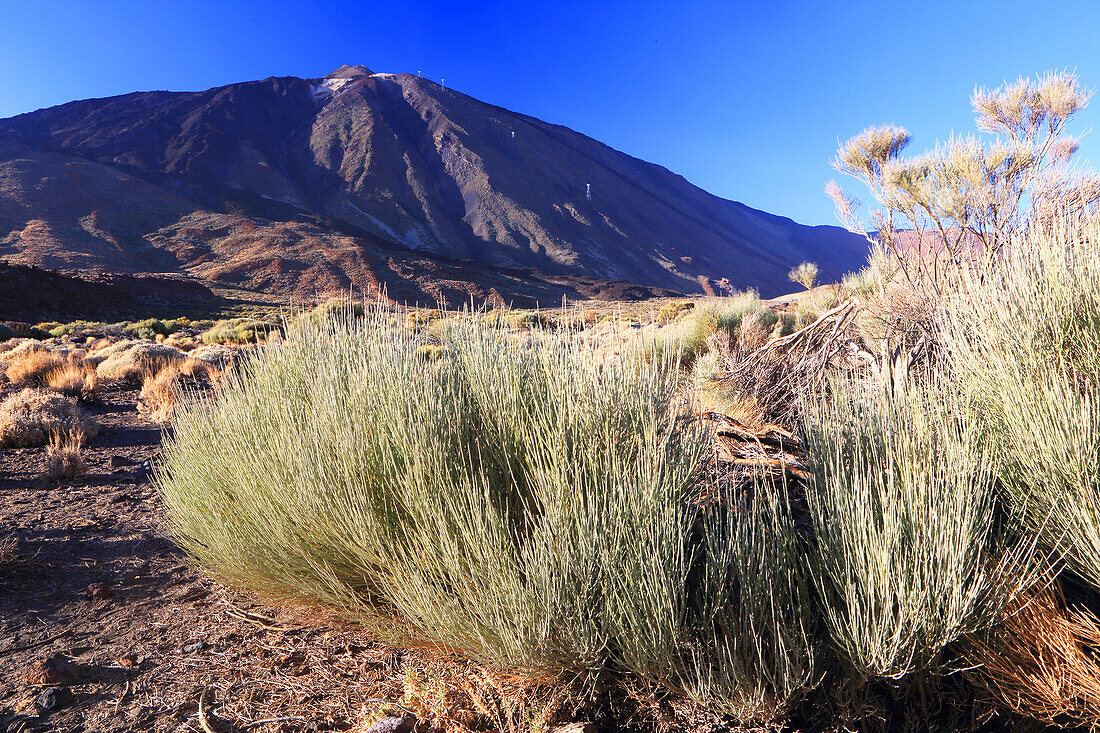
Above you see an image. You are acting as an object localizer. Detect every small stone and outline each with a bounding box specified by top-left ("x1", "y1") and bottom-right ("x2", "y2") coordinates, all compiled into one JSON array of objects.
[
  {"x1": 86, "y1": 582, "x2": 112, "y2": 601},
  {"x1": 22, "y1": 656, "x2": 78, "y2": 685},
  {"x1": 362, "y1": 717, "x2": 415, "y2": 733},
  {"x1": 182, "y1": 641, "x2": 209, "y2": 654},
  {"x1": 35, "y1": 686, "x2": 73, "y2": 712},
  {"x1": 109, "y1": 455, "x2": 135, "y2": 468},
  {"x1": 118, "y1": 654, "x2": 140, "y2": 668}
]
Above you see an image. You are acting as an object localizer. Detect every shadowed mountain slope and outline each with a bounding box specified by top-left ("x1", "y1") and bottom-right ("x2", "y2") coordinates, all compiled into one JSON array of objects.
[{"x1": 0, "y1": 66, "x2": 868, "y2": 302}]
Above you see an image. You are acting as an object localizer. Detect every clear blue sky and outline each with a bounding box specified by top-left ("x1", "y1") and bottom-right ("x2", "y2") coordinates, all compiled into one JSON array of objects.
[{"x1": 2, "y1": 1, "x2": 1098, "y2": 226}]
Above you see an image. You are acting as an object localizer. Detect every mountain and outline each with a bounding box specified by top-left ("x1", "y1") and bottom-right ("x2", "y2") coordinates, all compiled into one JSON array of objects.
[{"x1": 0, "y1": 65, "x2": 868, "y2": 305}]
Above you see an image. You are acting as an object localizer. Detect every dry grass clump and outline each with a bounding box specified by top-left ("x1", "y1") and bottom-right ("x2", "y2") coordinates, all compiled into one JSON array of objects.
[
  {"x1": 44, "y1": 360, "x2": 99, "y2": 398},
  {"x1": 0, "y1": 388, "x2": 99, "y2": 448},
  {"x1": 43, "y1": 431, "x2": 87, "y2": 482},
  {"x1": 138, "y1": 359, "x2": 222, "y2": 424},
  {"x1": 962, "y1": 583, "x2": 1100, "y2": 728},
  {"x1": 137, "y1": 367, "x2": 180, "y2": 424},
  {"x1": 4, "y1": 345, "x2": 72, "y2": 386},
  {"x1": 1, "y1": 342, "x2": 100, "y2": 398}
]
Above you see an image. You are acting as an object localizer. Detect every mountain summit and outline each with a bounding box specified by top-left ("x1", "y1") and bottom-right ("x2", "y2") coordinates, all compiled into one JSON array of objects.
[
  {"x1": 322, "y1": 64, "x2": 374, "y2": 79},
  {"x1": 0, "y1": 68, "x2": 868, "y2": 304}
]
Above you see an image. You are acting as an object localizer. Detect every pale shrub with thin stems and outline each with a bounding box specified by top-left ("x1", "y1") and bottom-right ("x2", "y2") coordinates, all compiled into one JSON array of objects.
[
  {"x1": 156, "y1": 304, "x2": 816, "y2": 723},
  {"x1": 670, "y1": 476, "x2": 819, "y2": 721},
  {"x1": 801, "y1": 374, "x2": 1038, "y2": 681},
  {"x1": 787, "y1": 262, "x2": 819, "y2": 291},
  {"x1": 942, "y1": 213, "x2": 1100, "y2": 589},
  {"x1": 828, "y1": 70, "x2": 1099, "y2": 295}
]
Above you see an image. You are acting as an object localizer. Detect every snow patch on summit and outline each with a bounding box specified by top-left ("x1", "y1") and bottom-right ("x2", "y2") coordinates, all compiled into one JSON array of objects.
[{"x1": 311, "y1": 76, "x2": 358, "y2": 101}]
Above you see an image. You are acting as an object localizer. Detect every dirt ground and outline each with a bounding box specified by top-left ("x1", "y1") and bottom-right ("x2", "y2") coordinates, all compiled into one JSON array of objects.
[{"x1": 0, "y1": 381, "x2": 501, "y2": 733}]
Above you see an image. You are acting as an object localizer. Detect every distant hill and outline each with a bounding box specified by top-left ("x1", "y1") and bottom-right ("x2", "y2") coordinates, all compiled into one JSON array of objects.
[{"x1": 0, "y1": 65, "x2": 869, "y2": 304}]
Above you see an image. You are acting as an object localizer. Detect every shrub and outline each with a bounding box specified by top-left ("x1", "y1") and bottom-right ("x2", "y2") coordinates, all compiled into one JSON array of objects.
[
  {"x1": 49, "y1": 321, "x2": 110, "y2": 338},
  {"x1": 943, "y1": 214, "x2": 1100, "y2": 589},
  {"x1": 1, "y1": 322, "x2": 50, "y2": 340},
  {"x1": 787, "y1": 262, "x2": 819, "y2": 290},
  {"x1": 200, "y1": 318, "x2": 279, "y2": 344},
  {"x1": 43, "y1": 431, "x2": 87, "y2": 482},
  {"x1": 828, "y1": 71, "x2": 1099, "y2": 294},
  {"x1": 403, "y1": 309, "x2": 440, "y2": 332},
  {"x1": 509, "y1": 311, "x2": 551, "y2": 329},
  {"x1": 95, "y1": 342, "x2": 187, "y2": 382},
  {"x1": 414, "y1": 343, "x2": 447, "y2": 361},
  {"x1": 0, "y1": 323, "x2": 14, "y2": 342},
  {"x1": 138, "y1": 367, "x2": 181, "y2": 424},
  {"x1": 122, "y1": 318, "x2": 173, "y2": 340},
  {"x1": 5, "y1": 347, "x2": 78, "y2": 387},
  {"x1": 646, "y1": 292, "x2": 775, "y2": 369},
  {"x1": 0, "y1": 389, "x2": 99, "y2": 448},
  {"x1": 801, "y1": 374, "x2": 1037, "y2": 680},
  {"x1": 187, "y1": 343, "x2": 237, "y2": 367},
  {"x1": 298, "y1": 297, "x2": 366, "y2": 327},
  {"x1": 157, "y1": 304, "x2": 816, "y2": 724},
  {"x1": 961, "y1": 583, "x2": 1100, "y2": 728},
  {"x1": 656, "y1": 300, "x2": 694, "y2": 324}
]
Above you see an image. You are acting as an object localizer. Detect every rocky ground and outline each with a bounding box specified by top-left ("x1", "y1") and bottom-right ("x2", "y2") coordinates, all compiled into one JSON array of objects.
[{"x1": 0, "y1": 380, "x2": 511, "y2": 733}]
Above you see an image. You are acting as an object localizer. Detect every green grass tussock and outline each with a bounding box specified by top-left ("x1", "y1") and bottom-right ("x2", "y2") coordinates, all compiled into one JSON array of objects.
[
  {"x1": 943, "y1": 215, "x2": 1100, "y2": 589},
  {"x1": 157, "y1": 304, "x2": 817, "y2": 724},
  {"x1": 802, "y1": 375, "x2": 1037, "y2": 681},
  {"x1": 646, "y1": 291, "x2": 777, "y2": 367}
]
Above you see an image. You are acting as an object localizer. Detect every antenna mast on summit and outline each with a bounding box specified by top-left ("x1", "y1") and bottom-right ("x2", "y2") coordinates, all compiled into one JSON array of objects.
[{"x1": 586, "y1": 183, "x2": 591, "y2": 202}]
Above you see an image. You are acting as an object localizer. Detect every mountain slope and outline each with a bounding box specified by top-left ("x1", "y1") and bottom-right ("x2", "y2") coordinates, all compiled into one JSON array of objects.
[{"x1": 0, "y1": 66, "x2": 868, "y2": 301}]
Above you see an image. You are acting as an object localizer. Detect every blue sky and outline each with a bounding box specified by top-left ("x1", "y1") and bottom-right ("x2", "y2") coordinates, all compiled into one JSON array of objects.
[{"x1": 2, "y1": 1, "x2": 1098, "y2": 226}]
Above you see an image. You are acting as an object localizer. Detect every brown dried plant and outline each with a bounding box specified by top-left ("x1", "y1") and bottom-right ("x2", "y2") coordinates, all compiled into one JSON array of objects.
[
  {"x1": 6, "y1": 348, "x2": 71, "y2": 386},
  {"x1": 43, "y1": 430, "x2": 87, "y2": 483},
  {"x1": 44, "y1": 360, "x2": 98, "y2": 399},
  {"x1": 138, "y1": 366, "x2": 182, "y2": 424},
  {"x1": 962, "y1": 582, "x2": 1100, "y2": 728}
]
